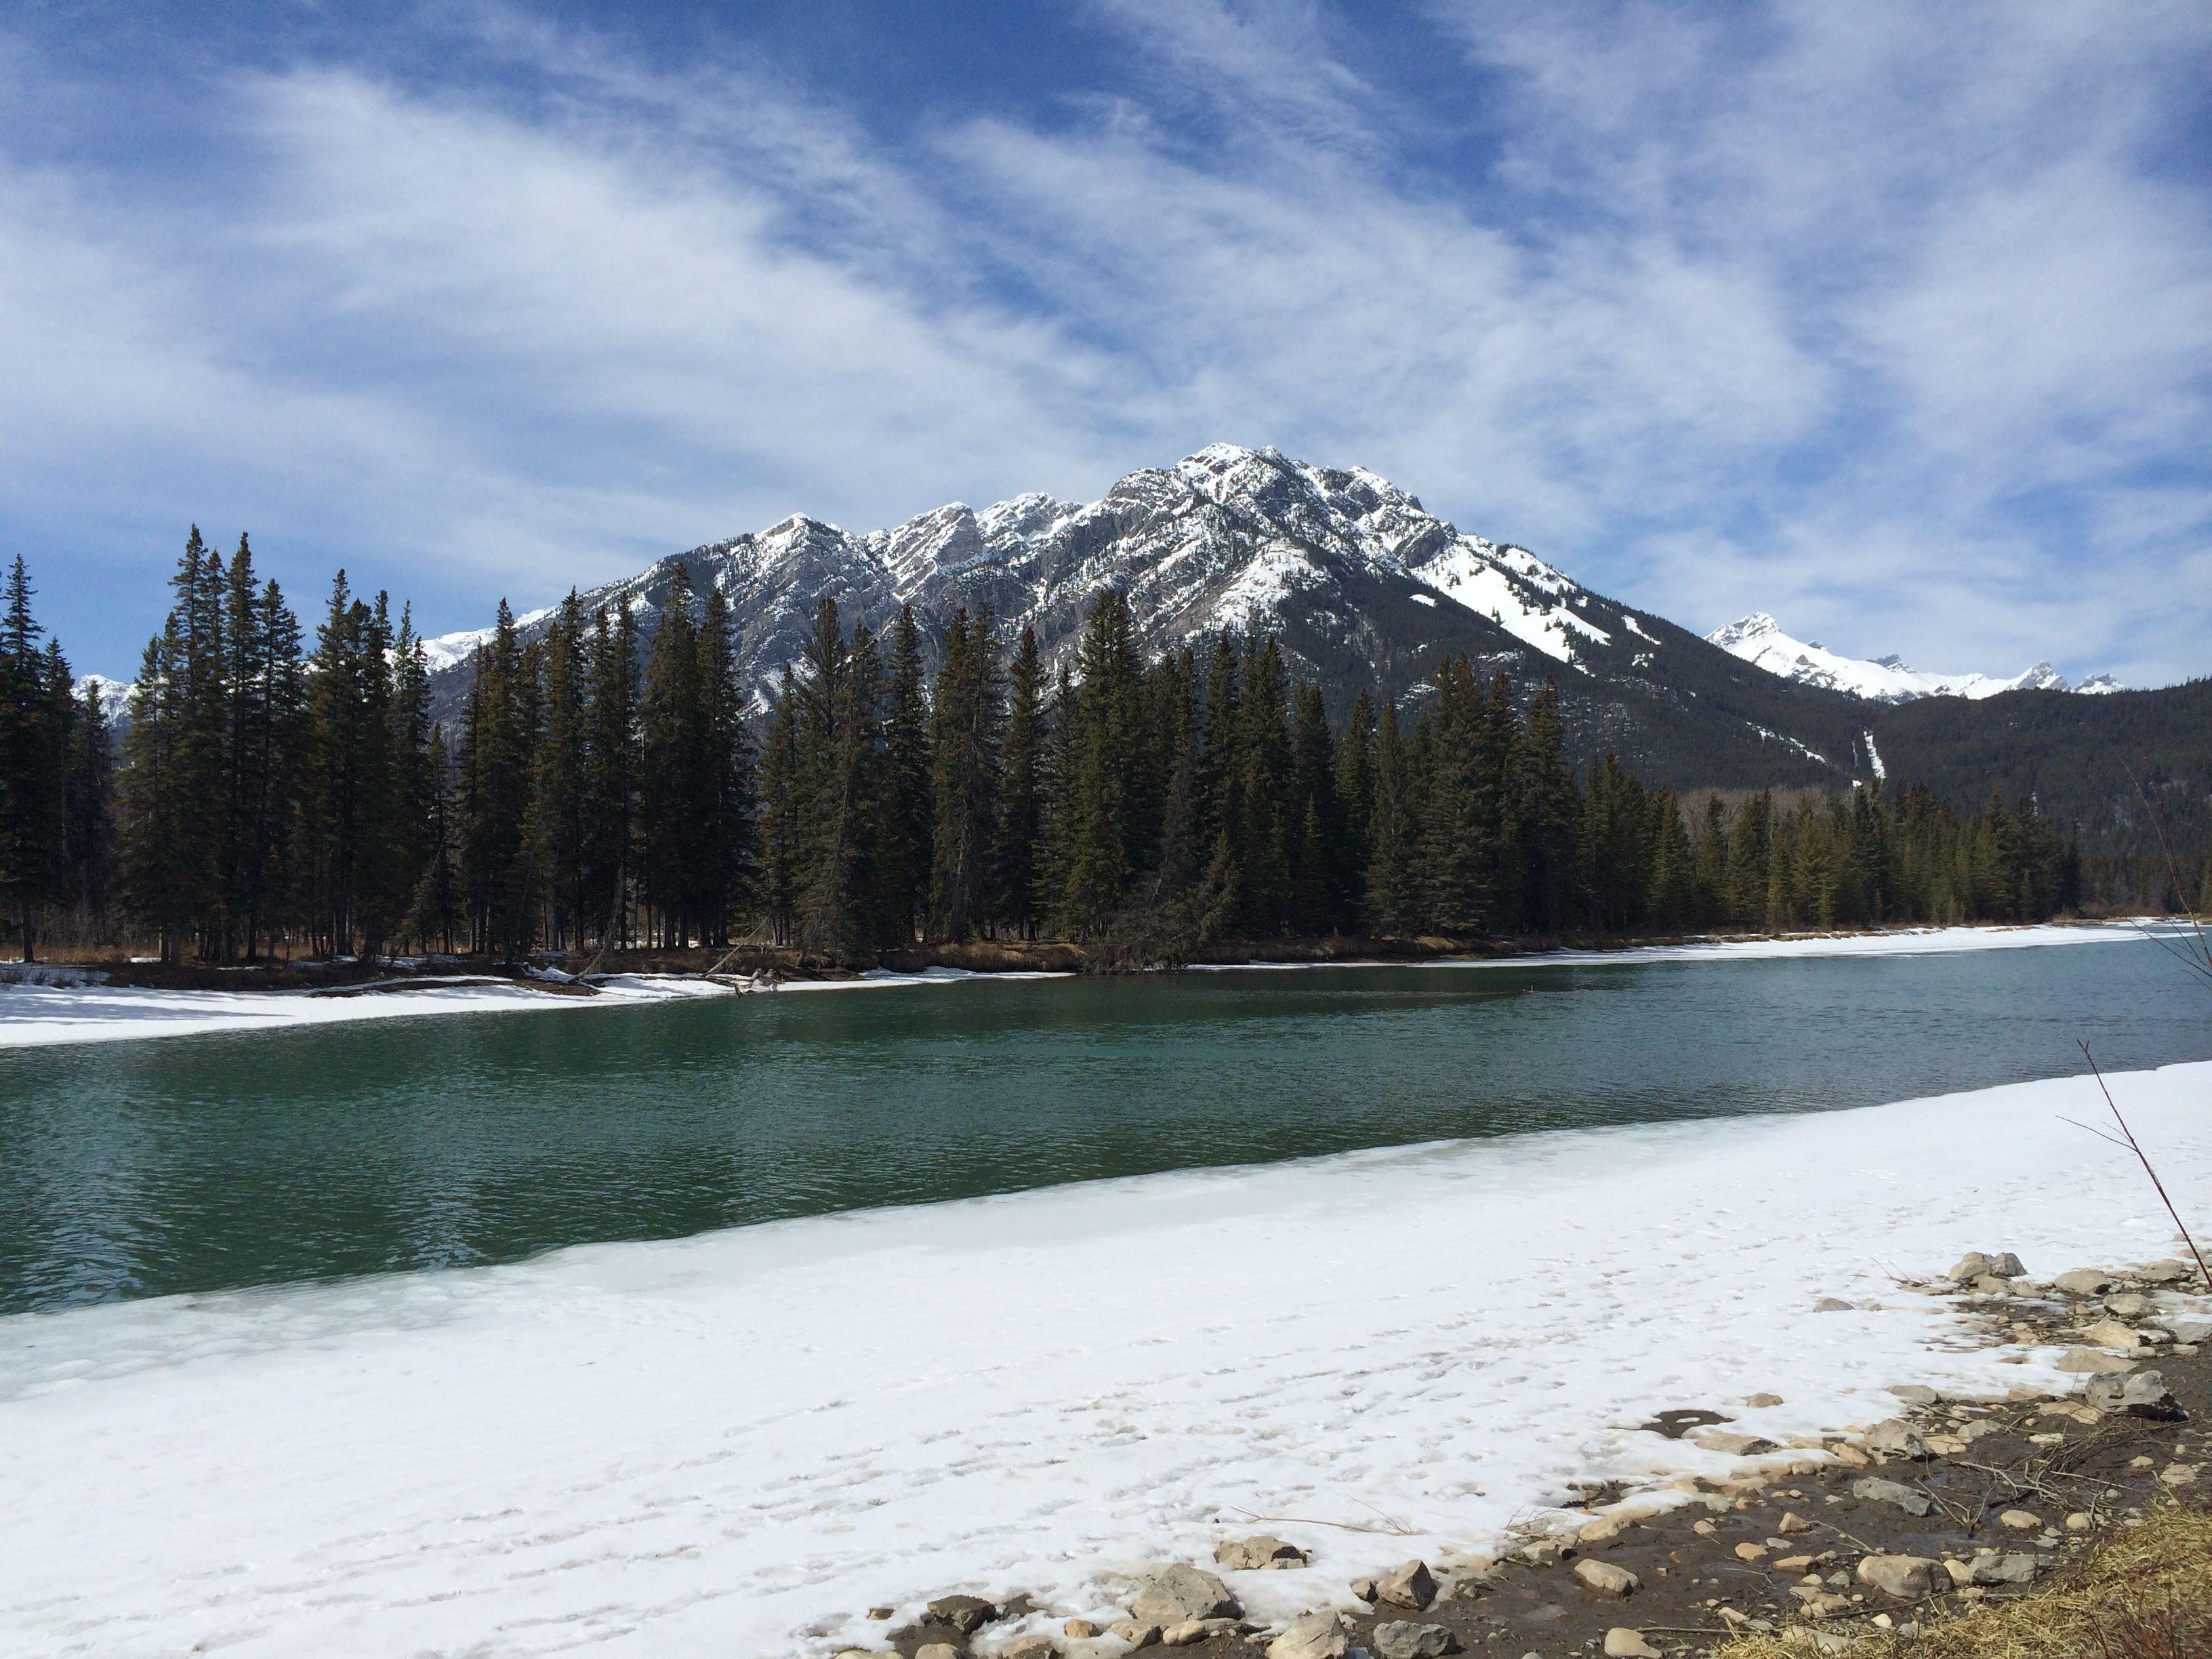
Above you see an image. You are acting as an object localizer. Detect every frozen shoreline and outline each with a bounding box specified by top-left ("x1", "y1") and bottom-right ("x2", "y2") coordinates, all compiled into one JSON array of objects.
[
  {"x1": 3, "y1": 1058, "x2": 2207, "y2": 1658},
  {"x1": 0, "y1": 920, "x2": 2148, "y2": 1050}
]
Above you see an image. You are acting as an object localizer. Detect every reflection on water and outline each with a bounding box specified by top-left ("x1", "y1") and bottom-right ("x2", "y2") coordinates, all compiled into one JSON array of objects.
[{"x1": 3, "y1": 941, "x2": 2206, "y2": 1313}]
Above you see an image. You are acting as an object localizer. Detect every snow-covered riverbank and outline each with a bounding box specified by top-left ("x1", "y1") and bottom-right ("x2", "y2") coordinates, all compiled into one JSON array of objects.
[
  {"x1": 0, "y1": 921, "x2": 2147, "y2": 1049},
  {"x1": 3, "y1": 1059, "x2": 2205, "y2": 1658}
]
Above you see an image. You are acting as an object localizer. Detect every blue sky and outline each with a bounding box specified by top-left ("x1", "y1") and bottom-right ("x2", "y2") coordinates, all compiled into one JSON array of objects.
[{"x1": 6, "y1": 0, "x2": 2209, "y2": 685}]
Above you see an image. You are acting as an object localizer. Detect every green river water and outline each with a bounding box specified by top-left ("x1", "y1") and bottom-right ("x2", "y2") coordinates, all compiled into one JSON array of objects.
[{"x1": 3, "y1": 937, "x2": 2207, "y2": 1315}]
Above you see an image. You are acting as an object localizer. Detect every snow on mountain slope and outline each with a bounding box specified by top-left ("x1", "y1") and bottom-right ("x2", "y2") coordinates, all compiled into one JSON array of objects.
[
  {"x1": 422, "y1": 445, "x2": 1661, "y2": 714},
  {"x1": 71, "y1": 674, "x2": 131, "y2": 724},
  {"x1": 1705, "y1": 614, "x2": 2116, "y2": 703}
]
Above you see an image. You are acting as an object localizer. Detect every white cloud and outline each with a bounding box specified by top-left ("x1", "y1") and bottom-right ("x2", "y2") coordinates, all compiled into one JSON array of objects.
[{"x1": 4, "y1": 1, "x2": 2207, "y2": 687}]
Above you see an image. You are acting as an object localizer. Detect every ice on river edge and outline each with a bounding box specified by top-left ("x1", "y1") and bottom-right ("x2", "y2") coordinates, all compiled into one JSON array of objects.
[
  {"x1": 2, "y1": 1057, "x2": 2208, "y2": 1658},
  {"x1": 0, "y1": 920, "x2": 2151, "y2": 1048}
]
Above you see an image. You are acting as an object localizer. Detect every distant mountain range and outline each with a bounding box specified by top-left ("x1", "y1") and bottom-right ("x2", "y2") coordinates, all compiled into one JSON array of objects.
[
  {"x1": 408, "y1": 443, "x2": 2172, "y2": 802},
  {"x1": 1705, "y1": 613, "x2": 2121, "y2": 703}
]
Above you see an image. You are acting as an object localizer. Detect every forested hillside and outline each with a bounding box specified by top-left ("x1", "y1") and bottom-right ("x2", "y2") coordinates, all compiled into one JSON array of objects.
[{"x1": 5, "y1": 536, "x2": 2165, "y2": 970}]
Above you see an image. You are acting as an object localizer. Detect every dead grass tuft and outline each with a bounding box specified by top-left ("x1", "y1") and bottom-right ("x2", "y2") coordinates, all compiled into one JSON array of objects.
[{"x1": 1712, "y1": 1503, "x2": 2212, "y2": 1659}]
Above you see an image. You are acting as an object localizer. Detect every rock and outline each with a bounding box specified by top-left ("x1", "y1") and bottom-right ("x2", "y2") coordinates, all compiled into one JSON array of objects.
[
  {"x1": 867, "y1": 1606, "x2": 895, "y2": 1620},
  {"x1": 925, "y1": 1595, "x2": 1002, "y2": 1634},
  {"x1": 1602, "y1": 1631, "x2": 1659, "y2": 1659},
  {"x1": 1132, "y1": 1566, "x2": 1240, "y2": 1625},
  {"x1": 2137, "y1": 1260, "x2": 2197, "y2": 1285},
  {"x1": 2083, "y1": 1316, "x2": 2148, "y2": 1350},
  {"x1": 1784, "y1": 1631, "x2": 1853, "y2": 1655},
  {"x1": 1513, "y1": 1538, "x2": 1572, "y2": 1567},
  {"x1": 1779, "y1": 1511, "x2": 1813, "y2": 1534},
  {"x1": 1850, "y1": 1477, "x2": 1933, "y2": 1517},
  {"x1": 1950, "y1": 1251, "x2": 2026, "y2": 1281},
  {"x1": 1002, "y1": 1642, "x2": 1056, "y2": 1659},
  {"x1": 834, "y1": 1650, "x2": 888, "y2": 1658},
  {"x1": 1573, "y1": 1559, "x2": 1641, "y2": 1599},
  {"x1": 1747, "y1": 1392, "x2": 1785, "y2": 1408},
  {"x1": 1160, "y1": 1621, "x2": 1212, "y2": 1648},
  {"x1": 2160, "y1": 1464, "x2": 2198, "y2": 1486},
  {"x1": 1866, "y1": 1418, "x2": 1931, "y2": 1460},
  {"x1": 2053, "y1": 1269, "x2": 2116, "y2": 1296},
  {"x1": 1691, "y1": 1429, "x2": 1778, "y2": 1456},
  {"x1": 1375, "y1": 1559, "x2": 1439, "y2": 1612},
  {"x1": 1372, "y1": 1620, "x2": 1459, "y2": 1659},
  {"x1": 1734, "y1": 1542, "x2": 1768, "y2": 1563},
  {"x1": 1857, "y1": 1555, "x2": 1940, "y2": 1599},
  {"x1": 1969, "y1": 1553, "x2": 2039, "y2": 1586},
  {"x1": 1578, "y1": 1515, "x2": 1632, "y2": 1544},
  {"x1": 1063, "y1": 1618, "x2": 1101, "y2": 1638},
  {"x1": 1267, "y1": 1611, "x2": 1354, "y2": 1659},
  {"x1": 1889, "y1": 1384, "x2": 1941, "y2": 1406},
  {"x1": 2159, "y1": 1317, "x2": 2212, "y2": 1344},
  {"x1": 1109, "y1": 1623, "x2": 1162, "y2": 1650},
  {"x1": 1814, "y1": 1298, "x2": 1854, "y2": 1312},
  {"x1": 916, "y1": 1646, "x2": 963, "y2": 1659},
  {"x1": 1215, "y1": 1535, "x2": 1308, "y2": 1571},
  {"x1": 2055, "y1": 1347, "x2": 2135, "y2": 1374},
  {"x1": 2085, "y1": 1369, "x2": 2188, "y2": 1420},
  {"x1": 1829, "y1": 1443, "x2": 1870, "y2": 1468},
  {"x1": 1348, "y1": 1578, "x2": 1379, "y2": 1603},
  {"x1": 2104, "y1": 1292, "x2": 2159, "y2": 1318},
  {"x1": 1999, "y1": 1509, "x2": 2042, "y2": 1530},
  {"x1": 2065, "y1": 1512, "x2": 2093, "y2": 1532}
]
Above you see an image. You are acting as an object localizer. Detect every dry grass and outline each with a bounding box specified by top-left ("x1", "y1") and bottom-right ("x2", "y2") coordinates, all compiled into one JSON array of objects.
[{"x1": 1712, "y1": 1503, "x2": 2212, "y2": 1659}]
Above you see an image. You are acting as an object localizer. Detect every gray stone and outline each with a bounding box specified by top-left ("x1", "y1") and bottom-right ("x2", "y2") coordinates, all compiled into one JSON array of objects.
[
  {"x1": 1109, "y1": 1622, "x2": 1162, "y2": 1650},
  {"x1": 1573, "y1": 1559, "x2": 1641, "y2": 1599},
  {"x1": 916, "y1": 1646, "x2": 963, "y2": 1659},
  {"x1": 1889, "y1": 1384, "x2": 1941, "y2": 1406},
  {"x1": 1856, "y1": 1555, "x2": 1940, "y2": 1599},
  {"x1": 924, "y1": 1595, "x2": 1001, "y2": 1634},
  {"x1": 1160, "y1": 1620, "x2": 1220, "y2": 1648},
  {"x1": 1373, "y1": 1620, "x2": 1459, "y2": 1659},
  {"x1": 1349, "y1": 1577, "x2": 1379, "y2": 1603},
  {"x1": 1949, "y1": 1252, "x2": 2024, "y2": 1282},
  {"x1": 1215, "y1": 1535, "x2": 1309, "y2": 1571},
  {"x1": 1814, "y1": 1298, "x2": 1854, "y2": 1312},
  {"x1": 2137, "y1": 1260, "x2": 2198, "y2": 1285},
  {"x1": 2053, "y1": 1269, "x2": 2117, "y2": 1296},
  {"x1": 2082, "y1": 1316, "x2": 2148, "y2": 1350},
  {"x1": 1601, "y1": 1632, "x2": 1658, "y2": 1659},
  {"x1": 1132, "y1": 1565, "x2": 1240, "y2": 1625},
  {"x1": 2159, "y1": 1317, "x2": 2212, "y2": 1344},
  {"x1": 1967, "y1": 1553, "x2": 2039, "y2": 1586},
  {"x1": 1866, "y1": 1418, "x2": 1931, "y2": 1460},
  {"x1": 1267, "y1": 1612, "x2": 1353, "y2": 1659},
  {"x1": 2104, "y1": 1292, "x2": 2159, "y2": 1319},
  {"x1": 1691, "y1": 1429, "x2": 1778, "y2": 1456},
  {"x1": 1746, "y1": 1392, "x2": 1785, "y2": 1408},
  {"x1": 1850, "y1": 1477, "x2": 1934, "y2": 1517},
  {"x1": 2085, "y1": 1369, "x2": 2188, "y2": 1422},
  {"x1": 1376, "y1": 1559, "x2": 1439, "y2": 1612},
  {"x1": 1002, "y1": 1641, "x2": 1057, "y2": 1659}
]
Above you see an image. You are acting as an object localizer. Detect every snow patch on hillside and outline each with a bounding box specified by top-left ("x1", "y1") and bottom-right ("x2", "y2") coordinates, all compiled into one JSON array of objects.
[{"x1": 1414, "y1": 540, "x2": 1610, "y2": 664}]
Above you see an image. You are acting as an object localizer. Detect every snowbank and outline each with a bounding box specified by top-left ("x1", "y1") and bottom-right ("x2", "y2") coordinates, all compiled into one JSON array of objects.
[
  {"x1": 0, "y1": 922, "x2": 2147, "y2": 1049},
  {"x1": 0, "y1": 972, "x2": 731, "y2": 1049},
  {"x1": 3, "y1": 1061, "x2": 2207, "y2": 1658}
]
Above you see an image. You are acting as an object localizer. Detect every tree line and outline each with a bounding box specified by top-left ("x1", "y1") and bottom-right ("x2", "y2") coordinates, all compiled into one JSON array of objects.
[{"x1": 0, "y1": 539, "x2": 2127, "y2": 968}]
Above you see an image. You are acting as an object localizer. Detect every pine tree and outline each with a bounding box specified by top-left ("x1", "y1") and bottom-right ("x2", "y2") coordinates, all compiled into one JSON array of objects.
[
  {"x1": 0, "y1": 557, "x2": 69, "y2": 958},
  {"x1": 696, "y1": 577, "x2": 756, "y2": 946},
  {"x1": 64, "y1": 675, "x2": 115, "y2": 933},
  {"x1": 457, "y1": 600, "x2": 534, "y2": 956},
  {"x1": 525, "y1": 593, "x2": 590, "y2": 949},
  {"x1": 928, "y1": 608, "x2": 1002, "y2": 942},
  {"x1": 993, "y1": 627, "x2": 1045, "y2": 939},
  {"x1": 638, "y1": 568, "x2": 704, "y2": 947},
  {"x1": 582, "y1": 602, "x2": 640, "y2": 949},
  {"x1": 886, "y1": 605, "x2": 933, "y2": 945},
  {"x1": 1364, "y1": 699, "x2": 1416, "y2": 935}
]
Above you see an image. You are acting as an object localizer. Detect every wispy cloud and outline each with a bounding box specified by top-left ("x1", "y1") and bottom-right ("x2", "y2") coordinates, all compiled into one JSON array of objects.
[{"x1": 5, "y1": 0, "x2": 2207, "y2": 688}]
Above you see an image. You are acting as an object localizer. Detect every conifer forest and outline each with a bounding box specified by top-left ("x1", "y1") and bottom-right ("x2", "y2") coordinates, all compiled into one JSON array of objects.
[{"x1": 0, "y1": 537, "x2": 2144, "y2": 969}]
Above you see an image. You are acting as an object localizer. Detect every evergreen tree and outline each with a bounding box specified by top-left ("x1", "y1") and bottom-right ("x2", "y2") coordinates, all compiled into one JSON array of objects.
[
  {"x1": 582, "y1": 602, "x2": 640, "y2": 949},
  {"x1": 993, "y1": 627, "x2": 1045, "y2": 939},
  {"x1": 0, "y1": 558, "x2": 70, "y2": 958},
  {"x1": 525, "y1": 593, "x2": 590, "y2": 949},
  {"x1": 928, "y1": 608, "x2": 1002, "y2": 941},
  {"x1": 886, "y1": 605, "x2": 933, "y2": 945},
  {"x1": 458, "y1": 600, "x2": 534, "y2": 956}
]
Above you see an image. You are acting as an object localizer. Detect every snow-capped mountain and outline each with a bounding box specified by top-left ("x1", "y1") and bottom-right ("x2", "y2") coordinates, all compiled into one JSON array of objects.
[
  {"x1": 1705, "y1": 614, "x2": 2120, "y2": 703},
  {"x1": 424, "y1": 442, "x2": 1687, "y2": 717},
  {"x1": 72, "y1": 673, "x2": 132, "y2": 724},
  {"x1": 407, "y1": 443, "x2": 2142, "y2": 792}
]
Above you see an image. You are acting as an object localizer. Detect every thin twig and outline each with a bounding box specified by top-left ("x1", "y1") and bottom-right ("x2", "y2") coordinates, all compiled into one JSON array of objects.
[
  {"x1": 2075, "y1": 1040, "x2": 2212, "y2": 1294},
  {"x1": 1225, "y1": 1507, "x2": 1418, "y2": 1537}
]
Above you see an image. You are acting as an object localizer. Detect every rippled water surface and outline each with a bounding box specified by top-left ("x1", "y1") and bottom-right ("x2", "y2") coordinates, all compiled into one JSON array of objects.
[{"x1": 4, "y1": 939, "x2": 2207, "y2": 1313}]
